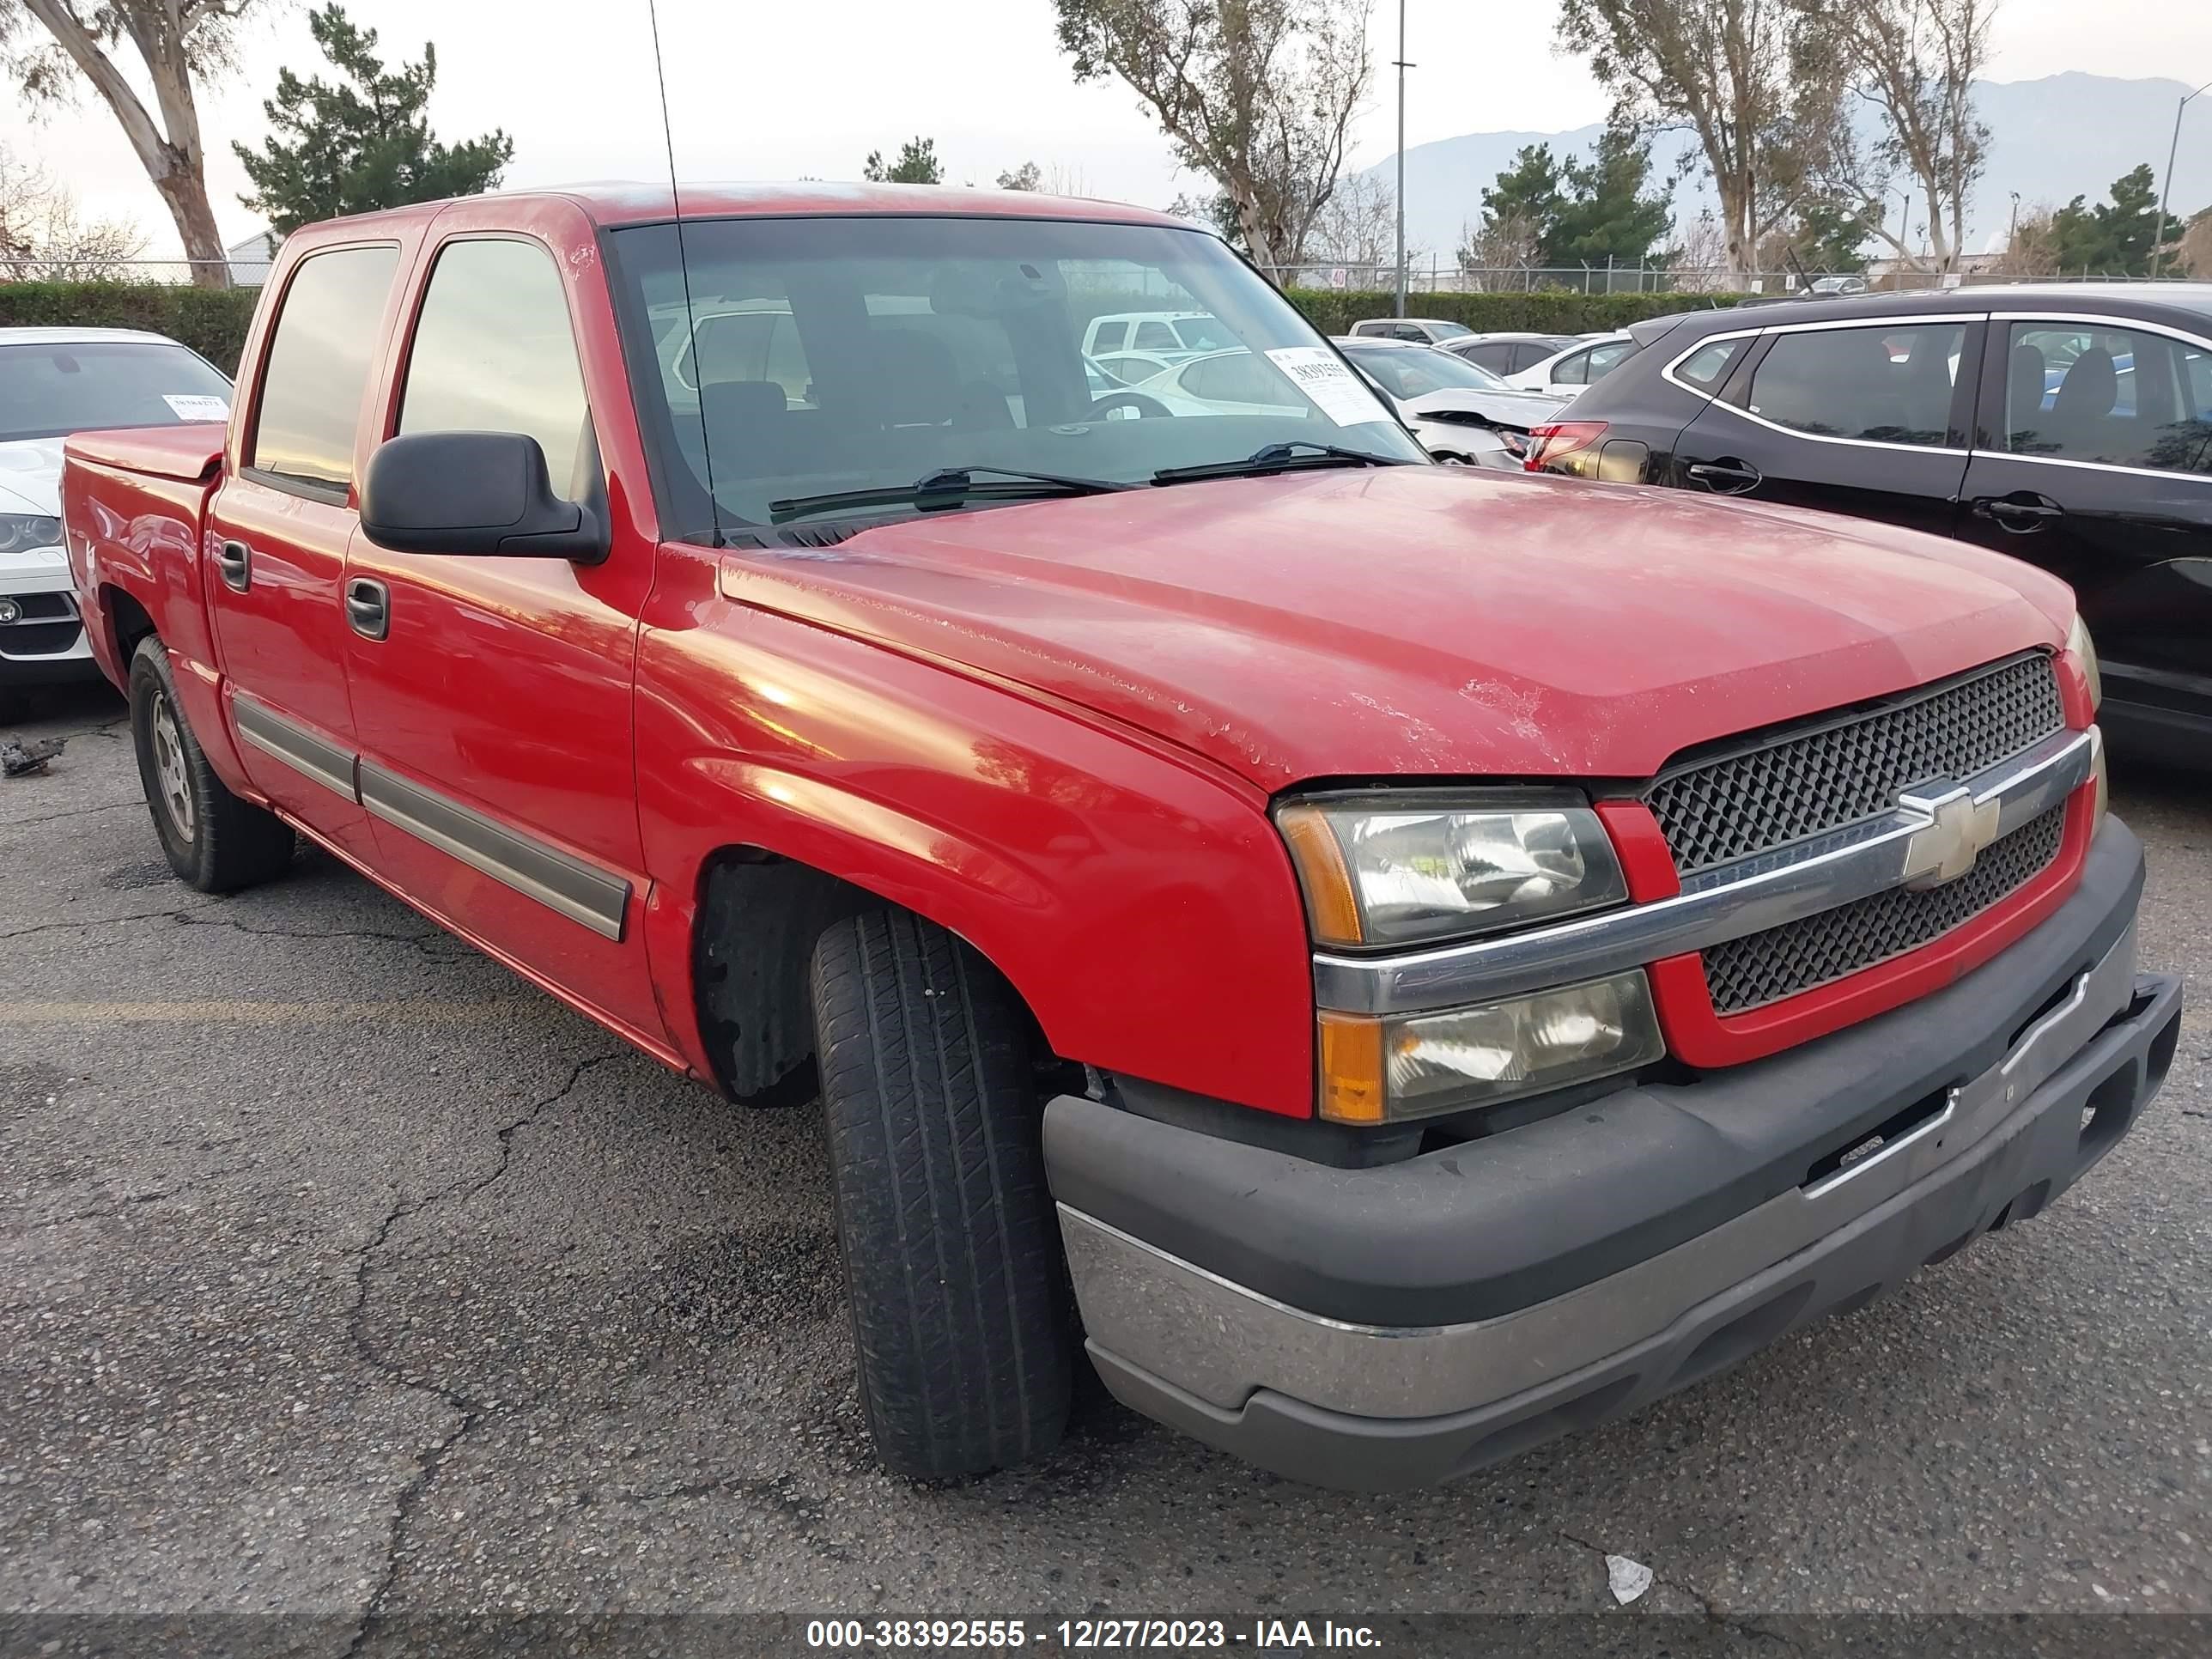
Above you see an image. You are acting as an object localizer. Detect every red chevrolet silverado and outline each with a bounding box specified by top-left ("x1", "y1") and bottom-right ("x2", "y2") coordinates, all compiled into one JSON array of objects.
[{"x1": 63, "y1": 185, "x2": 2183, "y2": 1490}]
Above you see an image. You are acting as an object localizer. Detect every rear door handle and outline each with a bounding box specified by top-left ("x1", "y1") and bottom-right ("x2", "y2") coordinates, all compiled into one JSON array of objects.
[
  {"x1": 344, "y1": 577, "x2": 390, "y2": 641},
  {"x1": 1685, "y1": 459, "x2": 1762, "y2": 494},
  {"x1": 1972, "y1": 494, "x2": 2063, "y2": 532},
  {"x1": 216, "y1": 539, "x2": 251, "y2": 593}
]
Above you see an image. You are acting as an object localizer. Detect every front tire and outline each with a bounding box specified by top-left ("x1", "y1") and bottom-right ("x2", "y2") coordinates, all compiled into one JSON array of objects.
[
  {"x1": 129, "y1": 636, "x2": 295, "y2": 893},
  {"x1": 810, "y1": 908, "x2": 1072, "y2": 1479}
]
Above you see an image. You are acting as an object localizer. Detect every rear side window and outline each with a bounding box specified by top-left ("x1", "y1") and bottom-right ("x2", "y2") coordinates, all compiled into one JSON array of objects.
[
  {"x1": 398, "y1": 239, "x2": 594, "y2": 500},
  {"x1": 1552, "y1": 348, "x2": 1595, "y2": 386},
  {"x1": 1674, "y1": 337, "x2": 1747, "y2": 390},
  {"x1": 2001, "y1": 321, "x2": 2212, "y2": 477},
  {"x1": 1461, "y1": 343, "x2": 1512, "y2": 373},
  {"x1": 250, "y1": 245, "x2": 399, "y2": 489},
  {"x1": 1744, "y1": 322, "x2": 1965, "y2": 447}
]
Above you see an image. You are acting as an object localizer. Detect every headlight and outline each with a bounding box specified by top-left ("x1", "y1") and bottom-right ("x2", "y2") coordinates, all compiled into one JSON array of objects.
[
  {"x1": 2066, "y1": 614, "x2": 2101, "y2": 712},
  {"x1": 1277, "y1": 793, "x2": 1629, "y2": 949},
  {"x1": 1318, "y1": 969, "x2": 1665, "y2": 1124},
  {"x1": 0, "y1": 513, "x2": 63, "y2": 555}
]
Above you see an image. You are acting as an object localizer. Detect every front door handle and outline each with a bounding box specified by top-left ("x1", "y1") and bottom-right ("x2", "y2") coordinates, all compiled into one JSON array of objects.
[
  {"x1": 216, "y1": 539, "x2": 251, "y2": 593},
  {"x1": 1685, "y1": 459, "x2": 1762, "y2": 494},
  {"x1": 344, "y1": 577, "x2": 390, "y2": 641},
  {"x1": 1972, "y1": 494, "x2": 2063, "y2": 533}
]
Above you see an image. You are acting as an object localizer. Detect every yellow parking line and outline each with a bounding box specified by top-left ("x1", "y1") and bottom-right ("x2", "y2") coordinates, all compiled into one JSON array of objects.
[{"x1": 0, "y1": 999, "x2": 539, "y2": 1024}]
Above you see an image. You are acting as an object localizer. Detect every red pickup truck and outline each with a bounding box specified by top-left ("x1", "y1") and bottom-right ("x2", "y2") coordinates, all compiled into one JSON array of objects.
[{"x1": 63, "y1": 185, "x2": 2183, "y2": 1491}]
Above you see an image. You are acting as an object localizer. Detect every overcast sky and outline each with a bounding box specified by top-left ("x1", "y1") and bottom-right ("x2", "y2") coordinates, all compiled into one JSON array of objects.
[{"x1": 3, "y1": 0, "x2": 2210, "y2": 261}]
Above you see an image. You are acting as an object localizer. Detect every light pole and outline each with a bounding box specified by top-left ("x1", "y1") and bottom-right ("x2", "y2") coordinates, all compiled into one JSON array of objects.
[
  {"x1": 2008, "y1": 191, "x2": 2020, "y2": 250},
  {"x1": 2151, "y1": 78, "x2": 2212, "y2": 279},
  {"x1": 1394, "y1": 0, "x2": 1412, "y2": 317},
  {"x1": 1893, "y1": 187, "x2": 1913, "y2": 281}
]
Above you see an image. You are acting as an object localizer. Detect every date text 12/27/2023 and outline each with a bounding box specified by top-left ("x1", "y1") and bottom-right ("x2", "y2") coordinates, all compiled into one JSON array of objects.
[{"x1": 804, "y1": 1619, "x2": 1384, "y2": 1650}]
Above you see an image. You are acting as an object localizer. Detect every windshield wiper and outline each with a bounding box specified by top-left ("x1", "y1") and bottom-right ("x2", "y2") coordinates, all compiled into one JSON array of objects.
[
  {"x1": 769, "y1": 465, "x2": 1133, "y2": 523},
  {"x1": 1150, "y1": 441, "x2": 1416, "y2": 486}
]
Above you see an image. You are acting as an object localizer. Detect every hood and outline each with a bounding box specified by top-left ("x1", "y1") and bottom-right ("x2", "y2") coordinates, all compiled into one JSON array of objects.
[
  {"x1": 715, "y1": 466, "x2": 2074, "y2": 792},
  {"x1": 0, "y1": 439, "x2": 64, "y2": 517},
  {"x1": 1404, "y1": 386, "x2": 1567, "y2": 430}
]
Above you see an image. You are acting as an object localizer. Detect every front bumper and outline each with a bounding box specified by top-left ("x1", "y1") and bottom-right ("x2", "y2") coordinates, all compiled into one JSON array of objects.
[
  {"x1": 1046, "y1": 818, "x2": 2183, "y2": 1490},
  {"x1": 0, "y1": 552, "x2": 94, "y2": 683}
]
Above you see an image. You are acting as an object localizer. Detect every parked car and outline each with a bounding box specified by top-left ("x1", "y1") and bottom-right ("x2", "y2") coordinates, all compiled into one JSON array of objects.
[
  {"x1": 1333, "y1": 336, "x2": 1567, "y2": 465},
  {"x1": 1506, "y1": 331, "x2": 1640, "y2": 398},
  {"x1": 1, "y1": 326, "x2": 232, "y2": 690},
  {"x1": 1441, "y1": 331, "x2": 1584, "y2": 376},
  {"x1": 64, "y1": 185, "x2": 2179, "y2": 1492},
  {"x1": 1347, "y1": 315, "x2": 1476, "y2": 345},
  {"x1": 1080, "y1": 309, "x2": 1233, "y2": 362},
  {"x1": 1523, "y1": 284, "x2": 2212, "y2": 766},
  {"x1": 1807, "y1": 275, "x2": 1870, "y2": 296}
]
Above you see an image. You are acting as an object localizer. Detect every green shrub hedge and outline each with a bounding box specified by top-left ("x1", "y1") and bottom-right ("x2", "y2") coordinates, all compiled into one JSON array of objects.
[
  {"x1": 1282, "y1": 288, "x2": 1741, "y2": 336},
  {"x1": 0, "y1": 282, "x2": 261, "y2": 372},
  {"x1": 0, "y1": 278, "x2": 1736, "y2": 382}
]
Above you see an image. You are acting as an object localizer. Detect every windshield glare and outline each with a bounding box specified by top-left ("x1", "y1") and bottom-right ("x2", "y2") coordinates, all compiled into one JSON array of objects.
[
  {"x1": 1344, "y1": 344, "x2": 1511, "y2": 398},
  {"x1": 0, "y1": 341, "x2": 233, "y2": 444},
  {"x1": 609, "y1": 216, "x2": 1425, "y2": 536}
]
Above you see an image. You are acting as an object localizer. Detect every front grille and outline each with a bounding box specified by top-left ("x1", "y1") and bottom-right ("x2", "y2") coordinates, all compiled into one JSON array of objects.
[
  {"x1": 1701, "y1": 804, "x2": 2068, "y2": 1014},
  {"x1": 1644, "y1": 653, "x2": 2065, "y2": 875}
]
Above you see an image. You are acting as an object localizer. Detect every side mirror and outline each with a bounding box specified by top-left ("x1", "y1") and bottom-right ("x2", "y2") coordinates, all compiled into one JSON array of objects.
[{"x1": 360, "y1": 431, "x2": 606, "y2": 562}]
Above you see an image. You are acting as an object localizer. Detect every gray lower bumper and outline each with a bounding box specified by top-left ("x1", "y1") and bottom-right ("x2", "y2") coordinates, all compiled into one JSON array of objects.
[{"x1": 1056, "y1": 926, "x2": 2184, "y2": 1491}]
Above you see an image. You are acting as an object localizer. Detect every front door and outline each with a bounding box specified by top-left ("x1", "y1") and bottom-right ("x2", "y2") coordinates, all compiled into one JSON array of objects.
[
  {"x1": 1958, "y1": 313, "x2": 2212, "y2": 751},
  {"x1": 207, "y1": 242, "x2": 401, "y2": 864},
  {"x1": 1672, "y1": 315, "x2": 1978, "y2": 539},
  {"x1": 343, "y1": 221, "x2": 664, "y2": 1046}
]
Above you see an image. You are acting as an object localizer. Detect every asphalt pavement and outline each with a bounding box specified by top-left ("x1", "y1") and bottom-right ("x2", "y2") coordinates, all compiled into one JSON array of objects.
[{"x1": 3, "y1": 680, "x2": 2208, "y2": 1638}]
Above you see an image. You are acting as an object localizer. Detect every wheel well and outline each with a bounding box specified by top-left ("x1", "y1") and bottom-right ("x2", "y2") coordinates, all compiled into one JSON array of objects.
[
  {"x1": 104, "y1": 585, "x2": 156, "y2": 663},
  {"x1": 691, "y1": 848, "x2": 1054, "y2": 1108}
]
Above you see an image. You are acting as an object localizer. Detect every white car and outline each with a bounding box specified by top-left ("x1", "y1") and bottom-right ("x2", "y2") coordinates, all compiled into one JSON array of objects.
[
  {"x1": 0, "y1": 327, "x2": 234, "y2": 690},
  {"x1": 1332, "y1": 337, "x2": 1568, "y2": 468},
  {"x1": 1506, "y1": 332, "x2": 1639, "y2": 400},
  {"x1": 1346, "y1": 316, "x2": 1475, "y2": 345},
  {"x1": 1080, "y1": 310, "x2": 1235, "y2": 362}
]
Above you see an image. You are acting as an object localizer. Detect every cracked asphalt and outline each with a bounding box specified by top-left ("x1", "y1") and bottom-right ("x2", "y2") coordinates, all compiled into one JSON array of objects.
[{"x1": 3, "y1": 681, "x2": 2209, "y2": 1638}]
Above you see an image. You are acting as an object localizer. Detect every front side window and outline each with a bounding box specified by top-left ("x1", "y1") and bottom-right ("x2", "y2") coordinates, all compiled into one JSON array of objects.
[
  {"x1": 609, "y1": 215, "x2": 1422, "y2": 537},
  {"x1": 1741, "y1": 322, "x2": 1965, "y2": 447},
  {"x1": 250, "y1": 244, "x2": 399, "y2": 489},
  {"x1": 2001, "y1": 321, "x2": 2212, "y2": 477},
  {"x1": 1461, "y1": 343, "x2": 1512, "y2": 373},
  {"x1": 398, "y1": 239, "x2": 594, "y2": 499},
  {"x1": 0, "y1": 341, "x2": 232, "y2": 444}
]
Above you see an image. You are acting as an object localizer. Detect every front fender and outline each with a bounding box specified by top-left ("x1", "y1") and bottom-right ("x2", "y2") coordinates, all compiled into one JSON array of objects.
[{"x1": 635, "y1": 592, "x2": 1316, "y2": 1118}]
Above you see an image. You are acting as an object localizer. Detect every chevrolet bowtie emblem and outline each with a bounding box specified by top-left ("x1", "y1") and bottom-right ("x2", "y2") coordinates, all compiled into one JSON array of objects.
[{"x1": 1899, "y1": 782, "x2": 2002, "y2": 889}]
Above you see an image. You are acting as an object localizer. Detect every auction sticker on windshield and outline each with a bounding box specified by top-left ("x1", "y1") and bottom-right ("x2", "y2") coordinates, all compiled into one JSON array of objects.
[
  {"x1": 1265, "y1": 347, "x2": 1389, "y2": 426},
  {"x1": 162, "y1": 394, "x2": 231, "y2": 421}
]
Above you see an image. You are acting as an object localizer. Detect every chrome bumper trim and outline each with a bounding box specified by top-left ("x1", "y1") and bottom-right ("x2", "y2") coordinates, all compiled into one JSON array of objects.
[
  {"x1": 1313, "y1": 726, "x2": 2095, "y2": 1017},
  {"x1": 1066, "y1": 920, "x2": 2135, "y2": 1420}
]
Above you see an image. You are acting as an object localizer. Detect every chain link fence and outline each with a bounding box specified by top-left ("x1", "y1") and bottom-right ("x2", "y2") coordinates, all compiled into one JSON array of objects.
[
  {"x1": 0, "y1": 258, "x2": 273, "y2": 287},
  {"x1": 1261, "y1": 259, "x2": 2201, "y2": 295}
]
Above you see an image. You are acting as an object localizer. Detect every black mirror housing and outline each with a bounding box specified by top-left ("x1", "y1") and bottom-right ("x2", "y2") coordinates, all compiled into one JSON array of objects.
[{"x1": 360, "y1": 431, "x2": 607, "y2": 562}]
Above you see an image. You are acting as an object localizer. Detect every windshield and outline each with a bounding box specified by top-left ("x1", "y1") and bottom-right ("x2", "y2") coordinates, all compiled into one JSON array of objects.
[
  {"x1": 0, "y1": 340, "x2": 233, "y2": 444},
  {"x1": 607, "y1": 216, "x2": 1425, "y2": 537},
  {"x1": 1425, "y1": 320, "x2": 1472, "y2": 340},
  {"x1": 1342, "y1": 344, "x2": 1511, "y2": 398}
]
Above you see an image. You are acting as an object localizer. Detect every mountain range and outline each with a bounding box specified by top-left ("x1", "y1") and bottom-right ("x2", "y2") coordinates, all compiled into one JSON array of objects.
[{"x1": 1364, "y1": 73, "x2": 2212, "y2": 266}]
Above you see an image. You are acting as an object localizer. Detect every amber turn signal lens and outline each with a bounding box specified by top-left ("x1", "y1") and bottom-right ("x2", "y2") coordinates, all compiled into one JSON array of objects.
[
  {"x1": 1317, "y1": 1012, "x2": 1387, "y2": 1125},
  {"x1": 1278, "y1": 804, "x2": 1365, "y2": 947}
]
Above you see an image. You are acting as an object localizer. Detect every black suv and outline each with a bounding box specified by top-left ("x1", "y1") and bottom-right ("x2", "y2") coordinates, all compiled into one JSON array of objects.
[{"x1": 1529, "y1": 284, "x2": 2212, "y2": 766}]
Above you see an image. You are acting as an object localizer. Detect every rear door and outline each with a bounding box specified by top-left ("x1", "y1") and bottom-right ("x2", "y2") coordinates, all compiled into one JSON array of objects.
[
  {"x1": 343, "y1": 211, "x2": 664, "y2": 1043},
  {"x1": 1959, "y1": 312, "x2": 2212, "y2": 748},
  {"x1": 207, "y1": 241, "x2": 403, "y2": 863},
  {"x1": 1670, "y1": 313, "x2": 1978, "y2": 538}
]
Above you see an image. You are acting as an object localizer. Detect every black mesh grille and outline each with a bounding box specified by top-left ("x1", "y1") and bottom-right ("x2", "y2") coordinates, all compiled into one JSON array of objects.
[
  {"x1": 1644, "y1": 654, "x2": 2064, "y2": 875},
  {"x1": 1701, "y1": 805, "x2": 2068, "y2": 1014}
]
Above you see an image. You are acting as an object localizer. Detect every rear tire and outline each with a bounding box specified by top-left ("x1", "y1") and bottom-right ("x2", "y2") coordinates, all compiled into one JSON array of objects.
[
  {"x1": 810, "y1": 908, "x2": 1072, "y2": 1479},
  {"x1": 129, "y1": 636, "x2": 295, "y2": 893}
]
